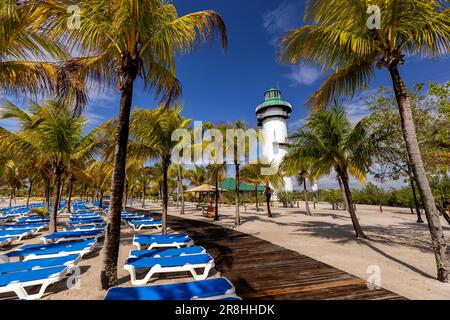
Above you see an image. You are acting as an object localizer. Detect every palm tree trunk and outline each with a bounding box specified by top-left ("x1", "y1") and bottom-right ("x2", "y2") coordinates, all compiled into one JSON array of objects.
[
  {"x1": 45, "y1": 184, "x2": 51, "y2": 209},
  {"x1": 101, "y1": 58, "x2": 137, "y2": 289},
  {"x1": 59, "y1": 181, "x2": 65, "y2": 210},
  {"x1": 9, "y1": 187, "x2": 14, "y2": 208},
  {"x1": 339, "y1": 170, "x2": 366, "y2": 239},
  {"x1": 255, "y1": 184, "x2": 259, "y2": 212},
  {"x1": 50, "y1": 167, "x2": 63, "y2": 232},
  {"x1": 214, "y1": 172, "x2": 219, "y2": 220},
  {"x1": 407, "y1": 165, "x2": 424, "y2": 223},
  {"x1": 129, "y1": 187, "x2": 134, "y2": 207},
  {"x1": 142, "y1": 182, "x2": 146, "y2": 208},
  {"x1": 123, "y1": 182, "x2": 128, "y2": 210},
  {"x1": 162, "y1": 158, "x2": 169, "y2": 235},
  {"x1": 178, "y1": 165, "x2": 185, "y2": 215},
  {"x1": 303, "y1": 179, "x2": 312, "y2": 216},
  {"x1": 235, "y1": 163, "x2": 240, "y2": 226},
  {"x1": 67, "y1": 177, "x2": 74, "y2": 213},
  {"x1": 337, "y1": 175, "x2": 349, "y2": 210},
  {"x1": 99, "y1": 189, "x2": 104, "y2": 209},
  {"x1": 26, "y1": 180, "x2": 33, "y2": 208},
  {"x1": 389, "y1": 65, "x2": 449, "y2": 282},
  {"x1": 410, "y1": 177, "x2": 424, "y2": 223}
]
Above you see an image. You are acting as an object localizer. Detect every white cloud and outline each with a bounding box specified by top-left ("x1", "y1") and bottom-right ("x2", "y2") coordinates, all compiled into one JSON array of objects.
[
  {"x1": 314, "y1": 171, "x2": 407, "y2": 191},
  {"x1": 287, "y1": 117, "x2": 305, "y2": 133},
  {"x1": 263, "y1": 1, "x2": 303, "y2": 36},
  {"x1": 287, "y1": 63, "x2": 321, "y2": 86},
  {"x1": 84, "y1": 111, "x2": 105, "y2": 128},
  {"x1": 88, "y1": 88, "x2": 118, "y2": 109},
  {"x1": 342, "y1": 88, "x2": 378, "y2": 125}
]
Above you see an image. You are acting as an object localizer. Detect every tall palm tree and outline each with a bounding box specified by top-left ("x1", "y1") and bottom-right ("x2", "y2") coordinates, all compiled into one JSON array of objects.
[
  {"x1": 220, "y1": 120, "x2": 251, "y2": 226},
  {"x1": 0, "y1": 1, "x2": 86, "y2": 111},
  {"x1": 38, "y1": 0, "x2": 227, "y2": 289},
  {"x1": 0, "y1": 100, "x2": 103, "y2": 231},
  {"x1": 129, "y1": 106, "x2": 191, "y2": 235},
  {"x1": 186, "y1": 166, "x2": 209, "y2": 187},
  {"x1": 240, "y1": 161, "x2": 285, "y2": 217},
  {"x1": 281, "y1": 157, "x2": 315, "y2": 216},
  {"x1": 286, "y1": 104, "x2": 381, "y2": 238},
  {"x1": 279, "y1": 0, "x2": 450, "y2": 282},
  {"x1": 207, "y1": 164, "x2": 227, "y2": 220}
]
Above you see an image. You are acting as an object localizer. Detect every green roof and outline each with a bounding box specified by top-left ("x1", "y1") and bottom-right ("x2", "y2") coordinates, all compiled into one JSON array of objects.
[{"x1": 220, "y1": 178, "x2": 265, "y2": 192}]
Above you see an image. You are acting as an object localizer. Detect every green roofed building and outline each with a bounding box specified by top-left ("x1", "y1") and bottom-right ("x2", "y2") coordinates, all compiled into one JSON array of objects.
[{"x1": 220, "y1": 178, "x2": 265, "y2": 194}]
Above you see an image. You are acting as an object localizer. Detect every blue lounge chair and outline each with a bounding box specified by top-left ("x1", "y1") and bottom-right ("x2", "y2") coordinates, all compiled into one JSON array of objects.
[
  {"x1": 125, "y1": 254, "x2": 215, "y2": 285},
  {"x1": 41, "y1": 230, "x2": 104, "y2": 244},
  {"x1": 64, "y1": 224, "x2": 106, "y2": 232},
  {"x1": 105, "y1": 278, "x2": 239, "y2": 300},
  {"x1": 129, "y1": 246, "x2": 206, "y2": 259},
  {"x1": 1, "y1": 223, "x2": 46, "y2": 232},
  {"x1": 122, "y1": 215, "x2": 146, "y2": 222},
  {"x1": 129, "y1": 220, "x2": 162, "y2": 232},
  {"x1": 0, "y1": 236, "x2": 16, "y2": 248},
  {"x1": 0, "y1": 229, "x2": 35, "y2": 241},
  {"x1": 17, "y1": 217, "x2": 49, "y2": 224},
  {"x1": 0, "y1": 254, "x2": 80, "y2": 274},
  {"x1": 2, "y1": 240, "x2": 96, "y2": 262},
  {"x1": 67, "y1": 218, "x2": 104, "y2": 226},
  {"x1": 0, "y1": 266, "x2": 71, "y2": 299},
  {"x1": 70, "y1": 215, "x2": 102, "y2": 221},
  {"x1": 133, "y1": 234, "x2": 194, "y2": 250}
]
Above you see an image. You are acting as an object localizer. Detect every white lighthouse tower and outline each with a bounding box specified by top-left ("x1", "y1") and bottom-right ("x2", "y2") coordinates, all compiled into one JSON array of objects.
[{"x1": 256, "y1": 88, "x2": 294, "y2": 192}]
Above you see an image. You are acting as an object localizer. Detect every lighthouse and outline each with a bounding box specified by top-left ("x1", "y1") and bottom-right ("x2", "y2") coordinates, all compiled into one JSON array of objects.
[{"x1": 256, "y1": 88, "x2": 294, "y2": 192}]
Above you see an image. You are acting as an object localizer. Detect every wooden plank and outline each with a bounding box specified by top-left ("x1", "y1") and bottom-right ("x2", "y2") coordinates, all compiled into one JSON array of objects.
[{"x1": 152, "y1": 214, "x2": 406, "y2": 300}]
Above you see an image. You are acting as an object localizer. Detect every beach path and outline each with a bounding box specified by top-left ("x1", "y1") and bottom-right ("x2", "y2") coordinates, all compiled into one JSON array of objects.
[{"x1": 167, "y1": 214, "x2": 404, "y2": 300}]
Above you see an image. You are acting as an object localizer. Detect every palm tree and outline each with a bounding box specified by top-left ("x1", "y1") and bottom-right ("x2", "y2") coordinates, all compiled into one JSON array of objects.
[
  {"x1": 186, "y1": 165, "x2": 209, "y2": 206},
  {"x1": 137, "y1": 167, "x2": 152, "y2": 209},
  {"x1": 281, "y1": 157, "x2": 315, "y2": 216},
  {"x1": 0, "y1": 100, "x2": 102, "y2": 231},
  {"x1": 240, "y1": 161, "x2": 285, "y2": 218},
  {"x1": 176, "y1": 165, "x2": 186, "y2": 215},
  {"x1": 279, "y1": 0, "x2": 450, "y2": 282},
  {"x1": 220, "y1": 120, "x2": 251, "y2": 226},
  {"x1": 286, "y1": 104, "x2": 381, "y2": 238},
  {"x1": 207, "y1": 164, "x2": 227, "y2": 220},
  {"x1": 86, "y1": 161, "x2": 113, "y2": 209},
  {"x1": 39, "y1": 0, "x2": 227, "y2": 289},
  {"x1": 0, "y1": 1, "x2": 86, "y2": 110},
  {"x1": 296, "y1": 171, "x2": 312, "y2": 216},
  {"x1": 129, "y1": 106, "x2": 191, "y2": 235}
]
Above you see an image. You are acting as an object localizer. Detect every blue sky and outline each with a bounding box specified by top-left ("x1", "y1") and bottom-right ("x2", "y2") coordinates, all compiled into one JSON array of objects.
[
  {"x1": 1, "y1": 0, "x2": 449, "y2": 189},
  {"x1": 82, "y1": 0, "x2": 449, "y2": 132}
]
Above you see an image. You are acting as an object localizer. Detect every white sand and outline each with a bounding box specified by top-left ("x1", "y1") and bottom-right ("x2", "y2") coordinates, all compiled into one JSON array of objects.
[{"x1": 165, "y1": 201, "x2": 450, "y2": 300}]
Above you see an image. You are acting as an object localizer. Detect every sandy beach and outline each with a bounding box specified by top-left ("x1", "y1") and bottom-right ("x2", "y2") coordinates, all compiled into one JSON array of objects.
[
  {"x1": 1, "y1": 199, "x2": 450, "y2": 300},
  {"x1": 164, "y1": 201, "x2": 450, "y2": 300}
]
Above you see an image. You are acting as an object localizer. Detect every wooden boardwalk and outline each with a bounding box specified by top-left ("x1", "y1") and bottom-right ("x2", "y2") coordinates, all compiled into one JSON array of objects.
[{"x1": 167, "y1": 215, "x2": 404, "y2": 300}]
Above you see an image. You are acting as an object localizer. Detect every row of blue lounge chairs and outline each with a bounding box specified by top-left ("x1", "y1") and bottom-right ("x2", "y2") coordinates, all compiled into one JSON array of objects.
[
  {"x1": 105, "y1": 232, "x2": 241, "y2": 300},
  {"x1": 0, "y1": 202, "x2": 241, "y2": 300},
  {"x1": 0, "y1": 201, "x2": 101, "y2": 299},
  {"x1": 122, "y1": 212, "x2": 163, "y2": 232},
  {"x1": 0, "y1": 240, "x2": 97, "y2": 299}
]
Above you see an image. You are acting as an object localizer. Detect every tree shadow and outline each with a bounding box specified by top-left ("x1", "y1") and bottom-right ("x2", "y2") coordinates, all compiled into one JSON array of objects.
[{"x1": 287, "y1": 220, "x2": 437, "y2": 279}]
